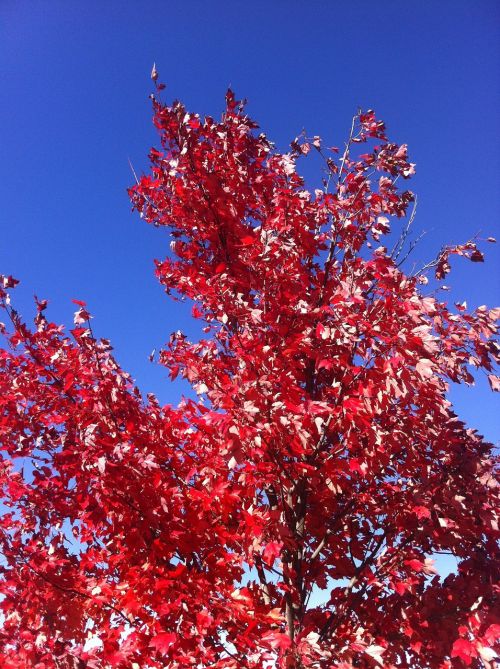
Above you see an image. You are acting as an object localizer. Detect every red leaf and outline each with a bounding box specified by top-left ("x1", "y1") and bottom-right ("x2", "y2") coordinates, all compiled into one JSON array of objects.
[
  {"x1": 451, "y1": 638, "x2": 476, "y2": 665},
  {"x1": 261, "y1": 630, "x2": 292, "y2": 651},
  {"x1": 413, "y1": 505, "x2": 431, "y2": 520},
  {"x1": 150, "y1": 632, "x2": 177, "y2": 654},
  {"x1": 262, "y1": 540, "x2": 283, "y2": 565},
  {"x1": 395, "y1": 581, "x2": 407, "y2": 596}
]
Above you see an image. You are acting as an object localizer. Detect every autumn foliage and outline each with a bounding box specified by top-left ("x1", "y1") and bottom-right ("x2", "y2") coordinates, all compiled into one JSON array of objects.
[{"x1": 0, "y1": 82, "x2": 498, "y2": 668}]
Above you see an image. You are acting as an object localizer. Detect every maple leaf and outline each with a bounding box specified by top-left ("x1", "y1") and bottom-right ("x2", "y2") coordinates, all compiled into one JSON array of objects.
[
  {"x1": 261, "y1": 630, "x2": 292, "y2": 651},
  {"x1": 262, "y1": 540, "x2": 283, "y2": 565},
  {"x1": 150, "y1": 632, "x2": 177, "y2": 654},
  {"x1": 487, "y1": 374, "x2": 500, "y2": 392},
  {"x1": 450, "y1": 638, "x2": 477, "y2": 665},
  {"x1": 412, "y1": 505, "x2": 431, "y2": 520},
  {"x1": 415, "y1": 358, "x2": 434, "y2": 379},
  {"x1": 365, "y1": 644, "x2": 386, "y2": 665}
]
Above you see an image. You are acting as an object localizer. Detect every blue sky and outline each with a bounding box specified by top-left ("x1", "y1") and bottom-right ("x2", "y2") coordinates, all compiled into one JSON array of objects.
[{"x1": 1, "y1": 1, "x2": 498, "y2": 448}]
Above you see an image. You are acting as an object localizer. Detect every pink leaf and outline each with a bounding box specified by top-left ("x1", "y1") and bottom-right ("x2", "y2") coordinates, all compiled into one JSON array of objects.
[{"x1": 488, "y1": 375, "x2": 500, "y2": 392}]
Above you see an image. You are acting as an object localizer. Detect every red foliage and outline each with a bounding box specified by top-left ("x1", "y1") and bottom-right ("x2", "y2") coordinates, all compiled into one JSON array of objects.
[{"x1": 0, "y1": 84, "x2": 498, "y2": 668}]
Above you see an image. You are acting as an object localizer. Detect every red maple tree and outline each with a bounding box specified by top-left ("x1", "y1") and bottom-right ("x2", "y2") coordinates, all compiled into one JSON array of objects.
[{"x1": 0, "y1": 81, "x2": 498, "y2": 668}]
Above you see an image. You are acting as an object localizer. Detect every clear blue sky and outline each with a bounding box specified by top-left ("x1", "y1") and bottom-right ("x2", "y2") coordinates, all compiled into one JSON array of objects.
[{"x1": 1, "y1": 1, "x2": 498, "y2": 445}]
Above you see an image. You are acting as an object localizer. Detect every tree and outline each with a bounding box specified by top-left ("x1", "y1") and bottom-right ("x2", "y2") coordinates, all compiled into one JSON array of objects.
[{"x1": 0, "y1": 81, "x2": 498, "y2": 669}]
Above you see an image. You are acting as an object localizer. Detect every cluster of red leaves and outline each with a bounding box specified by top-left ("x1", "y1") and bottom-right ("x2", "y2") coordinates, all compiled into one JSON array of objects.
[{"x1": 0, "y1": 86, "x2": 498, "y2": 668}]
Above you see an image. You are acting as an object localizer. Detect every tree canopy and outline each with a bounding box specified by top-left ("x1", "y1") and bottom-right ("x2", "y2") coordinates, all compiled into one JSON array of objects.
[{"x1": 0, "y1": 83, "x2": 498, "y2": 668}]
